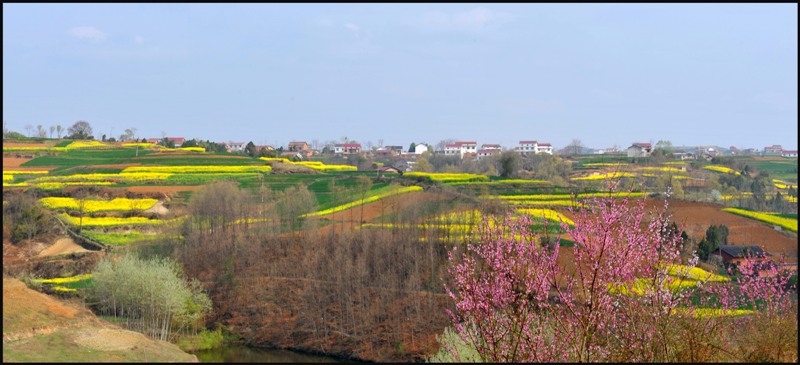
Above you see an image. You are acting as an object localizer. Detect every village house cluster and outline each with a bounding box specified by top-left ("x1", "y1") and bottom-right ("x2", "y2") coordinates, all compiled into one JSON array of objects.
[{"x1": 144, "y1": 136, "x2": 796, "y2": 167}]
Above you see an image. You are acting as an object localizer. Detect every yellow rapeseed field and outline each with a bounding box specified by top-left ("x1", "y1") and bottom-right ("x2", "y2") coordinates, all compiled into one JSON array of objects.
[
  {"x1": 32, "y1": 273, "x2": 92, "y2": 284},
  {"x1": 722, "y1": 208, "x2": 797, "y2": 232},
  {"x1": 404, "y1": 172, "x2": 489, "y2": 182},
  {"x1": 35, "y1": 182, "x2": 115, "y2": 190},
  {"x1": 301, "y1": 186, "x2": 422, "y2": 217},
  {"x1": 703, "y1": 165, "x2": 740, "y2": 175},
  {"x1": 671, "y1": 307, "x2": 754, "y2": 318},
  {"x1": 3, "y1": 170, "x2": 49, "y2": 175},
  {"x1": 571, "y1": 172, "x2": 636, "y2": 181},
  {"x1": 57, "y1": 213, "x2": 166, "y2": 227},
  {"x1": 663, "y1": 264, "x2": 729, "y2": 282},
  {"x1": 582, "y1": 162, "x2": 627, "y2": 167},
  {"x1": 516, "y1": 208, "x2": 574, "y2": 225},
  {"x1": 259, "y1": 157, "x2": 292, "y2": 163},
  {"x1": 638, "y1": 166, "x2": 684, "y2": 173},
  {"x1": 122, "y1": 165, "x2": 272, "y2": 173},
  {"x1": 40, "y1": 197, "x2": 158, "y2": 213}
]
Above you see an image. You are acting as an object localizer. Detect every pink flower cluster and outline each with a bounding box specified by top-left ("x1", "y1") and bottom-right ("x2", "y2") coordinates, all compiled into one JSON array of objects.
[{"x1": 446, "y1": 184, "x2": 796, "y2": 362}]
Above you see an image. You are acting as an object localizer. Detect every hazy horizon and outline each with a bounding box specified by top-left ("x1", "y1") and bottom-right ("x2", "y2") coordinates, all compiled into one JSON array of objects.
[{"x1": 3, "y1": 3, "x2": 797, "y2": 150}]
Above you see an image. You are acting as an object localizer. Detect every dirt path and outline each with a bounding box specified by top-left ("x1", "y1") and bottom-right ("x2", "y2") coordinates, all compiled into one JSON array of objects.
[
  {"x1": 36, "y1": 238, "x2": 91, "y2": 258},
  {"x1": 144, "y1": 201, "x2": 169, "y2": 215}
]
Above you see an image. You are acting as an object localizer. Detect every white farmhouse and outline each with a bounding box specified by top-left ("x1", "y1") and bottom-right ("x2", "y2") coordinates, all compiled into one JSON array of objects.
[
  {"x1": 413, "y1": 143, "x2": 429, "y2": 154},
  {"x1": 444, "y1": 141, "x2": 477, "y2": 158}
]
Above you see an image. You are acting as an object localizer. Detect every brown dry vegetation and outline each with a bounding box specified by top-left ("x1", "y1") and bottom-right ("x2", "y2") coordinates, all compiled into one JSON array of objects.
[
  {"x1": 176, "y1": 188, "x2": 459, "y2": 361},
  {"x1": 172, "y1": 184, "x2": 797, "y2": 362}
]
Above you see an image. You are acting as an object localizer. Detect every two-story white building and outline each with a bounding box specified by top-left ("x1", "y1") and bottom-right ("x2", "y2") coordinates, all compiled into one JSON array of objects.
[
  {"x1": 227, "y1": 142, "x2": 246, "y2": 152},
  {"x1": 515, "y1": 140, "x2": 553, "y2": 155},
  {"x1": 444, "y1": 141, "x2": 477, "y2": 158},
  {"x1": 537, "y1": 143, "x2": 553, "y2": 154}
]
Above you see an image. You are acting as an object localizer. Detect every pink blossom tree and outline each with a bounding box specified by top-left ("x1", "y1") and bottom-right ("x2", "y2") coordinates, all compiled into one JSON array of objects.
[{"x1": 445, "y1": 186, "x2": 797, "y2": 362}]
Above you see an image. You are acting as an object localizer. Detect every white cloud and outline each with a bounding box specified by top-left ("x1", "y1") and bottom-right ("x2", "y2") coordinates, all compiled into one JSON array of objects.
[
  {"x1": 134, "y1": 35, "x2": 145, "y2": 45},
  {"x1": 69, "y1": 26, "x2": 107, "y2": 41},
  {"x1": 344, "y1": 23, "x2": 360, "y2": 33},
  {"x1": 416, "y1": 7, "x2": 511, "y2": 31}
]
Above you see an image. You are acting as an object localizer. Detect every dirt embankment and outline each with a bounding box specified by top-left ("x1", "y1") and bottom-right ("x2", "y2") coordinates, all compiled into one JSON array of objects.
[
  {"x1": 2, "y1": 277, "x2": 198, "y2": 362},
  {"x1": 36, "y1": 237, "x2": 90, "y2": 258}
]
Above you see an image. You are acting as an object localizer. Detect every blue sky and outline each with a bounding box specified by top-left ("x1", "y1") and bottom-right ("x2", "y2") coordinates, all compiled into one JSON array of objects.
[{"x1": 3, "y1": 3, "x2": 797, "y2": 150}]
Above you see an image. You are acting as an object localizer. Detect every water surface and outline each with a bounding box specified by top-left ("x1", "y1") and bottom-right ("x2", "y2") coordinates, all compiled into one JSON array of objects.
[{"x1": 193, "y1": 344, "x2": 346, "y2": 363}]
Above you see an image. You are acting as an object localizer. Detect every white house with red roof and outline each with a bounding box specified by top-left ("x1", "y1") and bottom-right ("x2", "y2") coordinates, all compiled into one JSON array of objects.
[
  {"x1": 226, "y1": 141, "x2": 246, "y2": 152},
  {"x1": 537, "y1": 143, "x2": 553, "y2": 155},
  {"x1": 782, "y1": 150, "x2": 798, "y2": 158},
  {"x1": 515, "y1": 140, "x2": 553, "y2": 155},
  {"x1": 764, "y1": 145, "x2": 783, "y2": 156},
  {"x1": 147, "y1": 137, "x2": 185, "y2": 147},
  {"x1": 444, "y1": 141, "x2": 477, "y2": 158},
  {"x1": 334, "y1": 143, "x2": 362, "y2": 155},
  {"x1": 166, "y1": 137, "x2": 185, "y2": 147}
]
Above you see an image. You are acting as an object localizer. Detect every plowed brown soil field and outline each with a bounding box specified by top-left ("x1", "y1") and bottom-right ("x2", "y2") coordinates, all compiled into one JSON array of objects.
[
  {"x1": 2, "y1": 156, "x2": 54, "y2": 169},
  {"x1": 664, "y1": 200, "x2": 796, "y2": 260},
  {"x1": 314, "y1": 194, "x2": 797, "y2": 261}
]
